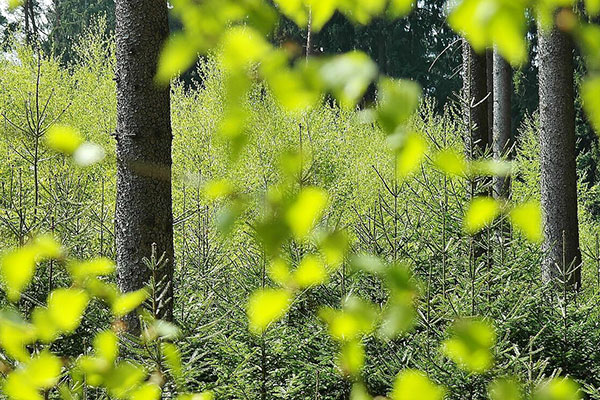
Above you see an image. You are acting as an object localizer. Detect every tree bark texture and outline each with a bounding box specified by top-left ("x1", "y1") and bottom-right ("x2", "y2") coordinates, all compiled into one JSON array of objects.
[
  {"x1": 492, "y1": 50, "x2": 512, "y2": 199},
  {"x1": 538, "y1": 21, "x2": 581, "y2": 287},
  {"x1": 115, "y1": 0, "x2": 174, "y2": 331}
]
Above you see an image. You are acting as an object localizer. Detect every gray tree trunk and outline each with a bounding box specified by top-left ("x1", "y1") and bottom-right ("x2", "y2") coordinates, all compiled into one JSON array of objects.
[
  {"x1": 463, "y1": 40, "x2": 490, "y2": 262},
  {"x1": 538, "y1": 21, "x2": 581, "y2": 288},
  {"x1": 492, "y1": 50, "x2": 512, "y2": 199},
  {"x1": 115, "y1": 0, "x2": 175, "y2": 332}
]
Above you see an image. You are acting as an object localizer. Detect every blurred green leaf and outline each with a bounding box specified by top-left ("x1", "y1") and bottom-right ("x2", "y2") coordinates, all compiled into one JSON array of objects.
[
  {"x1": 534, "y1": 377, "x2": 582, "y2": 400},
  {"x1": 319, "y1": 296, "x2": 377, "y2": 341},
  {"x1": 112, "y1": 289, "x2": 148, "y2": 317},
  {"x1": 286, "y1": 186, "x2": 328, "y2": 240},
  {"x1": 130, "y1": 383, "x2": 161, "y2": 400},
  {"x1": 156, "y1": 33, "x2": 198, "y2": 84},
  {"x1": 489, "y1": 377, "x2": 523, "y2": 400},
  {"x1": 161, "y1": 342, "x2": 183, "y2": 378},
  {"x1": 442, "y1": 318, "x2": 496, "y2": 373},
  {"x1": 48, "y1": 288, "x2": 89, "y2": 333},
  {"x1": 247, "y1": 288, "x2": 291, "y2": 334},
  {"x1": 338, "y1": 339, "x2": 365, "y2": 377},
  {"x1": 391, "y1": 369, "x2": 445, "y2": 400},
  {"x1": 395, "y1": 132, "x2": 427, "y2": 180},
  {"x1": 509, "y1": 201, "x2": 542, "y2": 243},
  {"x1": 389, "y1": 0, "x2": 415, "y2": 17},
  {"x1": 376, "y1": 77, "x2": 421, "y2": 135},
  {"x1": 94, "y1": 330, "x2": 119, "y2": 363},
  {"x1": 463, "y1": 196, "x2": 501, "y2": 234},
  {"x1": 433, "y1": 149, "x2": 468, "y2": 176},
  {"x1": 104, "y1": 362, "x2": 146, "y2": 398},
  {"x1": 45, "y1": 124, "x2": 83, "y2": 155},
  {"x1": 293, "y1": 254, "x2": 328, "y2": 288},
  {"x1": 581, "y1": 76, "x2": 600, "y2": 135}
]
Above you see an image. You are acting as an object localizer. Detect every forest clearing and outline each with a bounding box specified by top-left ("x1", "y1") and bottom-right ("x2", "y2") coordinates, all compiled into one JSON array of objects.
[{"x1": 1, "y1": 0, "x2": 600, "y2": 399}]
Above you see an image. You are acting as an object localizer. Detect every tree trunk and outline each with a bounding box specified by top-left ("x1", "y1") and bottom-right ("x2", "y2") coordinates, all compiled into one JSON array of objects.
[
  {"x1": 538, "y1": 18, "x2": 581, "y2": 288},
  {"x1": 463, "y1": 40, "x2": 490, "y2": 261},
  {"x1": 115, "y1": 0, "x2": 174, "y2": 332},
  {"x1": 492, "y1": 49, "x2": 512, "y2": 199}
]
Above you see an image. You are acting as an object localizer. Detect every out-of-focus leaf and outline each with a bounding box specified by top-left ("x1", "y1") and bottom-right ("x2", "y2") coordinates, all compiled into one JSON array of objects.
[
  {"x1": 317, "y1": 230, "x2": 349, "y2": 268},
  {"x1": 509, "y1": 201, "x2": 542, "y2": 243},
  {"x1": 376, "y1": 77, "x2": 421, "y2": 135},
  {"x1": 73, "y1": 143, "x2": 106, "y2": 166},
  {"x1": 45, "y1": 124, "x2": 83, "y2": 155},
  {"x1": 391, "y1": 369, "x2": 445, "y2": 400},
  {"x1": 130, "y1": 383, "x2": 161, "y2": 400},
  {"x1": 319, "y1": 296, "x2": 377, "y2": 341},
  {"x1": 0, "y1": 312, "x2": 37, "y2": 361},
  {"x1": 463, "y1": 196, "x2": 501, "y2": 234},
  {"x1": 576, "y1": 24, "x2": 600, "y2": 70},
  {"x1": 533, "y1": 377, "x2": 582, "y2": 400},
  {"x1": 203, "y1": 179, "x2": 234, "y2": 201},
  {"x1": 176, "y1": 392, "x2": 214, "y2": 400},
  {"x1": 68, "y1": 257, "x2": 115, "y2": 282},
  {"x1": 585, "y1": 0, "x2": 600, "y2": 16},
  {"x1": 489, "y1": 377, "x2": 523, "y2": 400},
  {"x1": 380, "y1": 262, "x2": 418, "y2": 338},
  {"x1": 350, "y1": 383, "x2": 373, "y2": 400},
  {"x1": 395, "y1": 132, "x2": 427, "y2": 180},
  {"x1": 156, "y1": 33, "x2": 198, "y2": 84},
  {"x1": 247, "y1": 288, "x2": 291, "y2": 334},
  {"x1": 48, "y1": 288, "x2": 89, "y2": 333},
  {"x1": 111, "y1": 289, "x2": 148, "y2": 317},
  {"x1": 433, "y1": 149, "x2": 468, "y2": 176},
  {"x1": 293, "y1": 254, "x2": 328, "y2": 288},
  {"x1": 268, "y1": 258, "x2": 291, "y2": 286},
  {"x1": 442, "y1": 318, "x2": 496, "y2": 373},
  {"x1": 469, "y1": 159, "x2": 514, "y2": 176},
  {"x1": 581, "y1": 76, "x2": 600, "y2": 135},
  {"x1": 338, "y1": 339, "x2": 364, "y2": 377},
  {"x1": 320, "y1": 51, "x2": 378, "y2": 108},
  {"x1": 25, "y1": 350, "x2": 62, "y2": 388},
  {"x1": 286, "y1": 186, "x2": 328, "y2": 240},
  {"x1": 161, "y1": 342, "x2": 183, "y2": 378},
  {"x1": 220, "y1": 27, "x2": 270, "y2": 70},
  {"x1": 389, "y1": 0, "x2": 415, "y2": 16},
  {"x1": 103, "y1": 362, "x2": 146, "y2": 398},
  {"x1": 94, "y1": 330, "x2": 119, "y2": 363}
]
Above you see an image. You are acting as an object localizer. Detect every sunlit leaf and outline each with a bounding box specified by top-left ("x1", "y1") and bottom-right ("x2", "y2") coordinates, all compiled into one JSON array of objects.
[
  {"x1": 176, "y1": 392, "x2": 214, "y2": 400},
  {"x1": 0, "y1": 246, "x2": 37, "y2": 302},
  {"x1": 489, "y1": 377, "x2": 523, "y2": 400},
  {"x1": 339, "y1": 0, "x2": 386, "y2": 24},
  {"x1": 469, "y1": 159, "x2": 514, "y2": 176},
  {"x1": 3, "y1": 370, "x2": 43, "y2": 400},
  {"x1": 293, "y1": 254, "x2": 328, "y2": 288},
  {"x1": 68, "y1": 257, "x2": 115, "y2": 282},
  {"x1": 463, "y1": 196, "x2": 501, "y2": 234},
  {"x1": 220, "y1": 27, "x2": 270, "y2": 70},
  {"x1": 203, "y1": 179, "x2": 234, "y2": 201},
  {"x1": 350, "y1": 383, "x2": 373, "y2": 400},
  {"x1": 247, "y1": 288, "x2": 291, "y2": 334},
  {"x1": 286, "y1": 186, "x2": 328, "y2": 240},
  {"x1": 104, "y1": 362, "x2": 146, "y2": 398},
  {"x1": 509, "y1": 201, "x2": 542, "y2": 243},
  {"x1": 268, "y1": 258, "x2": 292, "y2": 286},
  {"x1": 338, "y1": 339, "x2": 364, "y2": 377},
  {"x1": 581, "y1": 76, "x2": 600, "y2": 135},
  {"x1": 8, "y1": 0, "x2": 22, "y2": 11},
  {"x1": 534, "y1": 377, "x2": 582, "y2": 400},
  {"x1": 376, "y1": 77, "x2": 422, "y2": 135},
  {"x1": 25, "y1": 350, "x2": 62, "y2": 388},
  {"x1": 320, "y1": 51, "x2": 378, "y2": 108},
  {"x1": 317, "y1": 230, "x2": 349, "y2": 268},
  {"x1": 442, "y1": 318, "x2": 496, "y2": 373},
  {"x1": 48, "y1": 288, "x2": 89, "y2": 333},
  {"x1": 389, "y1": 0, "x2": 415, "y2": 17},
  {"x1": 392, "y1": 369, "x2": 445, "y2": 400},
  {"x1": 130, "y1": 383, "x2": 161, "y2": 400},
  {"x1": 45, "y1": 124, "x2": 83, "y2": 155},
  {"x1": 112, "y1": 289, "x2": 148, "y2": 317},
  {"x1": 380, "y1": 263, "x2": 418, "y2": 337},
  {"x1": 319, "y1": 296, "x2": 377, "y2": 341},
  {"x1": 395, "y1": 132, "x2": 427, "y2": 180},
  {"x1": 161, "y1": 342, "x2": 183, "y2": 378},
  {"x1": 156, "y1": 33, "x2": 198, "y2": 84},
  {"x1": 0, "y1": 312, "x2": 36, "y2": 361},
  {"x1": 433, "y1": 149, "x2": 468, "y2": 176},
  {"x1": 94, "y1": 330, "x2": 119, "y2": 363},
  {"x1": 585, "y1": 0, "x2": 600, "y2": 16}
]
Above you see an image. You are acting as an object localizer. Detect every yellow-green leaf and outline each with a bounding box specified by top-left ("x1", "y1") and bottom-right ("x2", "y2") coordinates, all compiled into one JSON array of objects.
[
  {"x1": 586, "y1": 0, "x2": 600, "y2": 15},
  {"x1": 534, "y1": 377, "x2": 582, "y2": 400},
  {"x1": 489, "y1": 377, "x2": 523, "y2": 400},
  {"x1": 268, "y1": 258, "x2": 292, "y2": 286},
  {"x1": 509, "y1": 201, "x2": 542, "y2": 243},
  {"x1": 389, "y1": 0, "x2": 415, "y2": 17},
  {"x1": 286, "y1": 186, "x2": 328, "y2": 239},
  {"x1": 161, "y1": 342, "x2": 183, "y2": 378},
  {"x1": 463, "y1": 196, "x2": 501, "y2": 234},
  {"x1": 94, "y1": 330, "x2": 119, "y2": 363},
  {"x1": 48, "y1": 288, "x2": 89, "y2": 333},
  {"x1": 396, "y1": 132, "x2": 427, "y2": 180},
  {"x1": 104, "y1": 362, "x2": 146, "y2": 398},
  {"x1": 442, "y1": 318, "x2": 496, "y2": 373},
  {"x1": 391, "y1": 369, "x2": 445, "y2": 400},
  {"x1": 130, "y1": 383, "x2": 161, "y2": 400},
  {"x1": 156, "y1": 33, "x2": 198, "y2": 84},
  {"x1": 319, "y1": 296, "x2": 377, "y2": 341},
  {"x1": 25, "y1": 350, "x2": 62, "y2": 389},
  {"x1": 112, "y1": 289, "x2": 148, "y2": 317},
  {"x1": 582, "y1": 76, "x2": 600, "y2": 135},
  {"x1": 220, "y1": 27, "x2": 270, "y2": 70},
  {"x1": 0, "y1": 246, "x2": 37, "y2": 302},
  {"x1": 45, "y1": 124, "x2": 83, "y2": 155},
  {"x1": 247, "y1": 288, "x2": 291, "y2": 334},
  {"x1": 68, "y1": 257, "x2": 115, "y2": 282},
  {"x1": 376, "y1": 77, "x2": 422, "y2": 135},
  {"x1": 293, "y1": 254, "x2": 328, "y2": 288},
  {"x1": 433, "y1": 149, "x2": 467, "y2": 176},
  {"x1": 338, "y1": 339, "x2": 365, "y2": 377}
]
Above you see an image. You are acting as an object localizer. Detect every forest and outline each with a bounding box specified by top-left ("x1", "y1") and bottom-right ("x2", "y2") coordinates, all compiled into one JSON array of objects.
[{"x1": 1, "y1": 0, "x2": 600, "y2": 399}]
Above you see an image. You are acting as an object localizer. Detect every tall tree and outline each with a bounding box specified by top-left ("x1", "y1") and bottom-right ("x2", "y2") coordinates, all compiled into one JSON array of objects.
[
  {"x1": 492, "y1": 50, "x2": 512, "y2": 199},
  {"x1": 463, "y1": 40, "x2": 490, "y2": 261},
  {"x1": 538, "y1": 14, "x2": 581, "y2": 287},
  {"x1": 115, "y1": 0, "x2": 174, "y2": 331}
]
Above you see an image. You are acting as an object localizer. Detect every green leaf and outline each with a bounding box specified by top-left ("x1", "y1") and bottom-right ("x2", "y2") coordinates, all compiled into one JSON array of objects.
[
  {"x1": 380, "y1": 263, "x2": 418, "y2": 338},
  {"x1": 48, "y1": 288, "x2": 90, "y2": 333},
  {"x1": 130, "y1": 383, "x2": 161, "y2": 400},
  {"x1": 389, "y1": 0, "x2": 415, "y2": 17},
  {"x1": 176, "y1": 393, "x2": 214, "y2": 400},
  {"x1": 586, "y1": 0, "x2": 600, "y2": 16},
  {"x1": 3, "y1": 370, "x2": 43, "y2": 400},
  {"x1": 338, "y1": 339, "x2": 365, "y2": 377},
  {"x1": 376, "y1": 77, "x2": 421, "y2": 135},
  {"x1": 111, "y1": 289, "x2": 148, "y2": 317},
  {"x1": 0, "y1": 246, "x2": 38, "y2": 302},
  {"x1": 286, "y1": 186, "x2": 328, "y2": 240},
  {"x1": 350, "y1": 383, "x2": 373, "y2": 400},
  {"x1": 320, "y1": 51, "x2": 378, "y2": 108},
  {"x1": 509, "y1": 201, "x2": 543, "y2": 243},
  {"x1": 442, "y1": 318, "x2": 496, "y2": 373},
  {"x1": 581, "y1": 76, "x2": 600, "y2": 135},
  {"x1": 391, "y1": 369, "x2": 445, "y2": 400},
  {"x1": 94, "y1": 330, "x2": 119, "y2": 363},
  {"x1": 267, "y1": 258, "x2": 291, "y2": 286},
  {"x1": 293, "y1": 254, "x2": 328, "y2": 288},
  {"x1": 68, "y1": 257, "x2": 115, "y2": 282},
  {"x1": 395, "y1": 132, "x2": 427, "y2": 180},
  {"x1": 534, "y1": 377, "x2": 582, "y2": 400},
  {"x1": 156, "y1": 33, "x2": 198, "y2": 84},
  {"x1": 8, "y1": 0, "x2": 22, "y2": 11},
  {"x1": 489, "y1": 377, "x2": 523, "y2": 400},
  {"x1": 247, "y1": 288, "x2": 291, "y2": 334},
  {"x1": 104, "y1": 362, "x2": 146, "y2": 398},
  {"x1": 463, "y1": 196, "x2": 501, "y2": 234},
  {"x1": 219, "y1": 27, "x2": 270, "y2": 70},
  {"x1": 0, "y1": 312, "x2": 37, "y2": 361},
  {"x1": 45, "y1": 124, "x2": 83, "y2": 155},
  {"x1": 161, "y1": 342, "x2": 183, "y2": 378},
  {"x1": 25, "y1": 350, "x2": 62, "y2": 389},
  {"x1": 433, "y1": 149, "x2": 468, "y2": 176},
  {"x1": 319, "y1": 296, "x2": 377, "y2": 341}
]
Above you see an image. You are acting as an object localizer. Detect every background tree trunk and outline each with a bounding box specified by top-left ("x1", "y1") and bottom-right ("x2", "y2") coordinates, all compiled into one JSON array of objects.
[
  {"x1": 115, "y1": 0, "x2": 174, "y2": 332},
  {"x1": 492, "y1": 50, "x2": 512, "y2": 199},
  {"x1": 538, "y1": 19, "x2": 581, "y2": 288}
]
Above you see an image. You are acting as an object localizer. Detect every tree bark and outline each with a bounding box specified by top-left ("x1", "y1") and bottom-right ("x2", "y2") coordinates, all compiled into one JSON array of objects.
[
  {"x1": 492, "y1": 49, "x2": 512, "y2": 199},
  {"x1": 538, "y1": 18, "x2": 581, "y2": 288},
  {"x1": 115, "y1": 0, "x2": 174, "y2": 332}
]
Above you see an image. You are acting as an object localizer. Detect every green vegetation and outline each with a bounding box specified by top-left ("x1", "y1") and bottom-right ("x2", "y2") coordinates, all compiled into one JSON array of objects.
[{"x1": 0, "y1": 0, "x2": 600, "y2": 399}]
